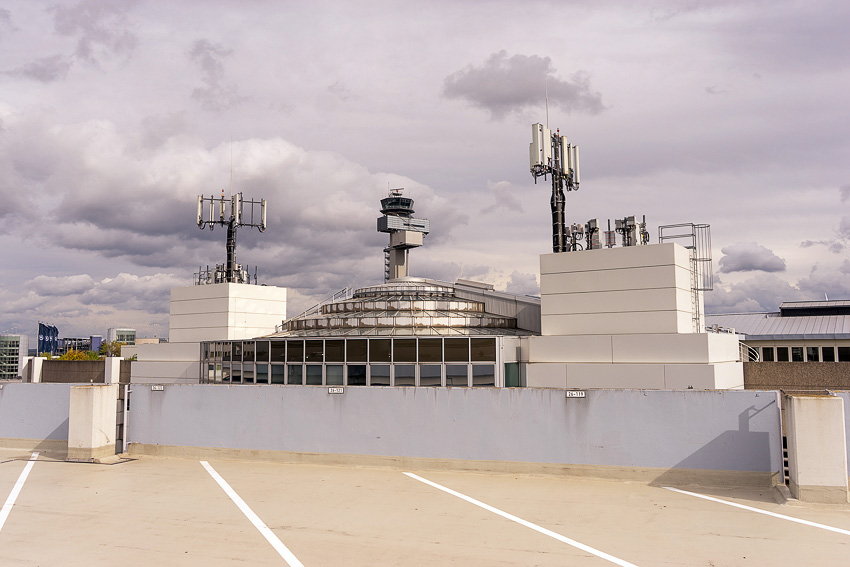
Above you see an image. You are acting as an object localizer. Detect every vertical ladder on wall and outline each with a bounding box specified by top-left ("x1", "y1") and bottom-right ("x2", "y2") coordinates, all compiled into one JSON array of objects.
[{"x1": 658, "y1": 223, "x2": 713, "y2": 333}]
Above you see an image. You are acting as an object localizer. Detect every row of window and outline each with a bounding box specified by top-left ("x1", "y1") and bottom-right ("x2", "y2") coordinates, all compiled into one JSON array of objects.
[
  {"x1": 760, "y1": 346, "x2": 850, "y2": 362},
  {"x1": 203, "y1": 362, "x2": 497, "y2": 388},
  {"x1": 202, "y1": 337, "x2": 498, "y2": 364}
]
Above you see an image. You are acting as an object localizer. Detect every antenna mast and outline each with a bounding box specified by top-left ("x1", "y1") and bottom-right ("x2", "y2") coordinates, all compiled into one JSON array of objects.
[{"x1": 529, "y1": 123, "x2": 581, "y2": 253}]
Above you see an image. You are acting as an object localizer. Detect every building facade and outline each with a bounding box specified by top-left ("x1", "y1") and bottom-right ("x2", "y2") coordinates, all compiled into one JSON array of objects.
[{"x1": 0, "y1": 334, "x2": 29, "y2": 380}]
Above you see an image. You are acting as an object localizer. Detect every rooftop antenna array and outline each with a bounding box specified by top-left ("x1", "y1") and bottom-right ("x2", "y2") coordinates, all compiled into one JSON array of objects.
[
  {"x1": 377, "y1": 188, "x2": 430, "y2": 282},
  {"x1": 529, "y1": 123, "x2": 580, "y2": 253},
  {"x1": 196, "y1": 190, "x2": 267, "y2": 285}
]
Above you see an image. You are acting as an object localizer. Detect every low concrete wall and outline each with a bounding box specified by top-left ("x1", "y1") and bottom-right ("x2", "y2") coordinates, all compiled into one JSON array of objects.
[
  {"x1": 838, "y1": 392, "x2": 850, "y2": 479},
  {"x1": 128, "y1": 386, "x2": 782, "y2": 486},
  {"x1": 41, "y1": 360, "x2": 105, "y2": 383},
  {"x1": 744, "y1": 362, "x2": 850, "y2": 391},
  {"x1": 0, "y1": 383, "x2": 71, "y2": 452}
]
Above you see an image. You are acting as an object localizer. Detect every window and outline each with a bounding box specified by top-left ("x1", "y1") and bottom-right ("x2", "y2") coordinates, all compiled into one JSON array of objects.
[
  {"x1": 791, "y1": 347, "x2": 804, "y2": 362},
  {"x1": 420, "y1": 364, "x2": 441, "y2": 387},
  {"x1": 446, "y1": 364, "x2": 468, "y2": 387},
  {"x1": 223, "y1": 343, "x2": 232, "y2": 362},
  {"x1": 232, "y1": 342, "x2": 243, "y2": 362},
  {"x1": 444, "y1": 338, "x2": 469, "y2": 362},
  {"x1": 370, "y1": 365, "x2": 390, "y2": 386},
  {"x1": 271, "y1": 365, "x2": 285, "y2": 384},
  {"x1": 822, "y1": 347, "x2": 836, "y2": 362},
  {"x1": 326, "y1": 365, "x2": 343, "y2": 385},
  {"x1": 504, "y1": 362, "x2": 520, "y2": 387},
  {"x1": 472, "y1": 365, "x2": 495, "y2": 387},
  {"x1": 256, "y1": 364, "x2": 269, "y2": 384},
  {"x1": 243, "y1": 341, "x2": 255, "y2": 362},
  {"x1": 256, "y1": 341, "x2": 270, "y2": 363},
  {"x1": 287, "y1": 365, "x2": 303, "y2": 385},
  {"x1": 222, "y1": 364, "x2": 231, "y2": 382},
  {"x1": 231, "y1": 363, "x2": 242, "y2": 384},
  {"x1": 394, "y1": 364, "x2": 415, "y2": 386},
  {"x1": 418, "y1": 338, "x2": 442, "y2": 362},
  {"x1": 325, "y1": 340, "x2": 344, "y2": 362},
  {"x1": 806, "y1": 346, "x2": 819, "y2": 362},
  {"x1": 347, "y1": 340, "x2": 367, "y2": 362},
  {"x1": 393, "y1": 339, "x2": 416, "y2": 362},
  {"x1": 761, "y1": 347, "x2": 774, "y2": 362},
  {"x1": 287, "y1": 341, "x2": 304, "y2": 363},
  {"x1": 306, "y1": 365, "x2": 322, "y2": 385},
  {"x1": 271, "y1": 342, "x2": 286, "y2": 362},
  {"x1": 347, "y1": 364, "x2": 367, "y2": 385},
  {"x1": 471, "y1": 338, "x2": 496, "y2": 362},
  {"x1": 838, "y1": 347, "x2": 850, "y2": 361},
  {"x1": 305, "y1": 340, "x2": 323, "y2": 363},
  {"x1": 370, "y1": 339, "x2": 391, "y2": 362},
  {"x1": 242, "y1": 363, "x2": 255, "y2": 384},
  {"x1": 776, "y1": 347, "x2": 789, "y2": 362}
]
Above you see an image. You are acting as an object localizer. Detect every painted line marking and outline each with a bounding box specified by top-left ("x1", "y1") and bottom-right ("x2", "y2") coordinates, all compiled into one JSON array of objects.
[
  {"x1": 201, "y1": 461, "x2": 305, "y2": 567},
  {"x1": 403, "y1": 472, "x2": 639, "y2": 567},
  {"x1": 663, "y1": 486, "x2": 850, "y2": 536},
  {"x1": 0, "y1": 452, "x2": 39, "y2": 534}
]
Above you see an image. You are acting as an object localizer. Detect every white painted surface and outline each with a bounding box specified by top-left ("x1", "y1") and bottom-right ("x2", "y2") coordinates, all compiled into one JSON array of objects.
[
  {"x1": 201, "y1": 461, "x2": 305, "y2": 567},
  {"x1": 786, "y1": 396, "x2": 849, "y2": 502},
  {"x1": 68, "y1": 385, "x2": 118, "y2": 452},
  {"x1": 540, "y1": 265, "x2": 691, "y2": 295},
  {"x1": 529, "y1": 335, "x2": 613, "y2": 363},
  {"x1": 664, "y1": 487, "x2": 850, "y2": 536},
  {"x1": 542, "y1": 310, "x2": 692, "y2": 336},
  {"x1": 404, "y1": 472, "x2": 639, "y2": 567},
  {"x1": 104, "y1": 357, "x2": 121, "y2": 385},
  {"x1": 0, "y1": 452, "x2": 38, "y2": 534},
  {"x1": 525, "y1": 363, "x2": 567, "y2": 388}
]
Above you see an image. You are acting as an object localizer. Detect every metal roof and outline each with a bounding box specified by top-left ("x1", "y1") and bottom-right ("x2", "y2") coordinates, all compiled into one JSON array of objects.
[
  {"x1": 780, "y1": 300, "x2": 850, "y2": 309},
  {"x1": 705, "y1": 311, "x2": 850, "y2": 340}
]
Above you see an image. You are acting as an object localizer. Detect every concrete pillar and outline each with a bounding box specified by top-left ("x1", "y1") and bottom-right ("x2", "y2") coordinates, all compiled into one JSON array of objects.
[
  {"x1": 67, "y1": 384, "x2": 118, "y2": 462},
  {"x1": 786, "y1": 395, "x2": 849, "y2": 503},
  {"x1": 29, "y1": 357, "x2": 43, "y2": 383},
  {"x1": 104, "y1": 357, "x2": 121, "y2": 385}
]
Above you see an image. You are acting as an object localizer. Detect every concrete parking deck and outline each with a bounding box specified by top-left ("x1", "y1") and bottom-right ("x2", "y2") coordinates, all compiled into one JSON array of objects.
[{"x1": 1, "y1": 448, "x2": 848, "y2": 566}]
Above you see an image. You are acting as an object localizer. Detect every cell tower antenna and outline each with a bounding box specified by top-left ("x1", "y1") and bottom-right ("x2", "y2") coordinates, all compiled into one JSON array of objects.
[
  {"x1": 545, "y1": 77, "x2": 549, "y2": 129},
  {"x1": 229, "y1": 137, "x2": 233, "y2": 198},
  {"x1": 528, "y1": 121, "x2": 582, "y2": 253},
  {"x1": 196, "y1": 182, "x2": 268, "y2": 285}
]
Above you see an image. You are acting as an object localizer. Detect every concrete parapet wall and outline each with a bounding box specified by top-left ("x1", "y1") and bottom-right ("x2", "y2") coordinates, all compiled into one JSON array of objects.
[
  {"x1": 40, "y1": 360, "x2": 105, "y2": 383},
  {"x1": 744, "y1": 362, "x2": 850, "y2": 391},
  {"x1": 67, "y1": 384, "x2": 118, "y2": 461},
  {"x1": 785, "y1": 395, "x2": 849, "y2": 503},
  {"x1": 128, "y1": 385, "x2": 782, "y2": 486},
  {"x1": 0, "y1": 383, "x2": 71, "y2": 452}
]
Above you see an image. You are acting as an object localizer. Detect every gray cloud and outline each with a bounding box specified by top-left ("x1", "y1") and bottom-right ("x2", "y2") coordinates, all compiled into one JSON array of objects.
[
  {"x1": 840, "y1": 184, "x2": 850, "y2": 202},
  {"x1": 717, "y1": 242, "x2": 786, "y2": 273},
  {"x1": 705, "y1": 273, "x2": 807, "y2": 313},
  {"x1": 51, "y1": 0, "x2": 138, "y2": 66},
  {"x1": 0, "y1": 8, "x2": 14, "y2": 40},
  {"x1": 443, "y1": 50, "x2": 605, "y2": 119},
  {"x1": 189, "y1": 39, "x2": 242, "y2": 111},
  {"x1": 503, "y1": 271, "x2": 539, "y2": 296},
  {"x1": 481, "y1": 180, "x2": 523, "y2": 214},
  {"x1": 5, "y1": 54, "x2": 73, "y2": 82}
]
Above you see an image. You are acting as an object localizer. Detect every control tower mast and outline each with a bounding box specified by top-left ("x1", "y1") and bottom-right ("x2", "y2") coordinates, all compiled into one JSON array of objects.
[{"x1": 377, "y1": 188, "x2": 430, "y2": 281}]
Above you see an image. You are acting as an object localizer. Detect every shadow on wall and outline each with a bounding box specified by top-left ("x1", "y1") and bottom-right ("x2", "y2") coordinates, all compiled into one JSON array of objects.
[{"x1": 650, "y1": 400, "x2": 780, "y2": 496}]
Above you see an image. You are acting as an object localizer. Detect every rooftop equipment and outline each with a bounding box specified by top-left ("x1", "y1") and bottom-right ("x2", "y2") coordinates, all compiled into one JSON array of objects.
[
  {"x1": 529, "y1": 123, "x2": 581, "y2": 253},
  {"x1": 377, "y1": 188, "x2": 430, "y2": 281},
  {"x1": 659, "y1": 223, "x2": 713, "y2": 332},
  {"x1": 196, "y1": 191, "x2": 267, "y2": 284}
]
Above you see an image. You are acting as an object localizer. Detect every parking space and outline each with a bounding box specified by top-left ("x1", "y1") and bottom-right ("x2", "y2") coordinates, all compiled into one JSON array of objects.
[{"x1": 0, "y1": 449, "x2": 848, "y2": 566}]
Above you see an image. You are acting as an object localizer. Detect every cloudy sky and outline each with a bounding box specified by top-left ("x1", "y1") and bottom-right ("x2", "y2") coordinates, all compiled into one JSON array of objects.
[{"x1": 1, "y1": 0, "x2": 848, "y2": 343}]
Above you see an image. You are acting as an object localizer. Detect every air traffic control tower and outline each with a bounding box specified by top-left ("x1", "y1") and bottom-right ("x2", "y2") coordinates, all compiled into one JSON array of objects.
[{"x1": 377, "y1": 188, "x2": 430, "y2": 281}]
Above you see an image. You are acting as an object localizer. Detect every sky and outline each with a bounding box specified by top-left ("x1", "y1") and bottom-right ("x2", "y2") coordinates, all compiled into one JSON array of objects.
[{"x1": 0, "y1": 0, "x2": 848, "y2": 344}]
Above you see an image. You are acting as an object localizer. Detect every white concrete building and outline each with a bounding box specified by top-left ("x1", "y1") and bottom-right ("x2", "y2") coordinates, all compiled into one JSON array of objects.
[{"x1": 126, "y1": 282, "x2": 287, "y2": 384}]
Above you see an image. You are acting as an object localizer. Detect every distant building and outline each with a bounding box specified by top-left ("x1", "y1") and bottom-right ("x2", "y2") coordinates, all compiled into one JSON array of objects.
[
  {"x1": 706, "y1": 301, "x2": 850, "y2": 362},
  {"x1": 107, "y1": 328, "x2": 136, "y2": 345},
  {"x1": 0, "y1": 335, "x2": 29, "y2": 380}
]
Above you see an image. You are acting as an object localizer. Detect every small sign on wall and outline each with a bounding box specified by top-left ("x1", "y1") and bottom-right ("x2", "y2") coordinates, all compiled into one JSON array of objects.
[
  {"x1": 565, "y1": 390, "x2": 586, "y2": 398},
  {"x1": 328, "y1": 387, "x2": 344, "y2": 394},
  {"x1": 151, "y1": 385, "x2": 164, "y2": 391}
]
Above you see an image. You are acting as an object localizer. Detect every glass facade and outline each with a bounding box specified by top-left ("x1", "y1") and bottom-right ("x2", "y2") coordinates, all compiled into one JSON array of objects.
[{"x1": 200, "y1": 336, "x2": 505, "y2": 387}]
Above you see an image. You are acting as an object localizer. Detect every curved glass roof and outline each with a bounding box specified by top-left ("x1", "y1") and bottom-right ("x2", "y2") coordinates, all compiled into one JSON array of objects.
[{"x1": 267, "y1": 278, "x2": 536, "y2": 337}]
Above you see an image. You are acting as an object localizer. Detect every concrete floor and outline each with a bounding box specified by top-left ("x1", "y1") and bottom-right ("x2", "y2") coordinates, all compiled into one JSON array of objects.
[{"x1": 1, "y1": 448, "x2": 848, "y2": 566}]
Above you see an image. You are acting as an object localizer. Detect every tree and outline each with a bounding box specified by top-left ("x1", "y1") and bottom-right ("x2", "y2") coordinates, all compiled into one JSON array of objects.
[
  {"x1": 99, "y1": 341, "x2": 124, "y2": 357},
  {"x1": 58, "y1": 349, "x2": 102, "y2": 361}
]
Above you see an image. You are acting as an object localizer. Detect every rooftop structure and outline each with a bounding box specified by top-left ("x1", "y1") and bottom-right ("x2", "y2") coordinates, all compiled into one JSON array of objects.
[{"x1": 377, "y1": 188, "x2": 429, "y2": 281}]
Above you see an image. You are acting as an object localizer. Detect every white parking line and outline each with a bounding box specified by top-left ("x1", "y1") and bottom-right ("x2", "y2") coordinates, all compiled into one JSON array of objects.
[
  {"x1": 200, "y1": 461, "x2": 305, "y2": 567},
  {"x1": 663, "y1": 486, "x2": 850, "y2": 536},
  {"x1": 404, "y1": 472, "x2": 640, "y2": 567},
  {"x1": 0, "y1": 452, "x2": 39, "y2": 534}
]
